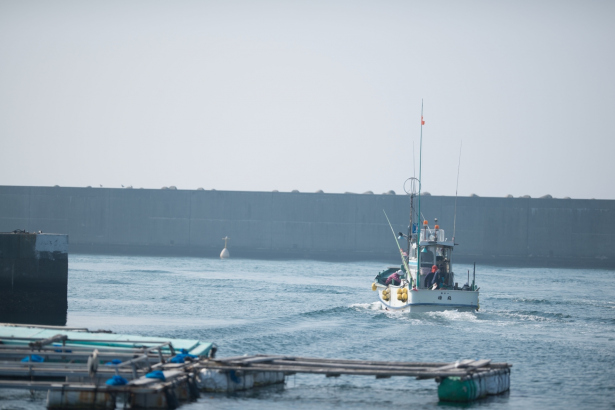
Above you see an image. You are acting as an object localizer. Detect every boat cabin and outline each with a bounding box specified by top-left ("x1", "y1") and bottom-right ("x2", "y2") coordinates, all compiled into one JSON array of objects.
[{"x1": 410, "y1": 221, "x2": 454, "y2": 289}]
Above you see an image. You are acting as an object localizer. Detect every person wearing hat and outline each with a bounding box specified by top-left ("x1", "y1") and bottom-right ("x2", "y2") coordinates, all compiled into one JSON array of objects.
[
  {"x1": 424, "y1": 265, "x2": 438, "y2": 289},
  {"x1": 385, "y1": 271, "x2": 402, "y2": 286}
]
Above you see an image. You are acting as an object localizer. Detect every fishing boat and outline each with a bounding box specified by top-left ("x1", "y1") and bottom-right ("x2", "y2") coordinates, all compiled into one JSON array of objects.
[
  {"x1": 371, "y1": 103, "x2": 479, "y2": 312},
  {"x1": 372, "y1": 215, "x2": 479, "y2": 312}
]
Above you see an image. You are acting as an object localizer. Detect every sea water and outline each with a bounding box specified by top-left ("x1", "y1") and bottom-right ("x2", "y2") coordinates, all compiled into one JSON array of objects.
[{"x1": 1, "y1": 255, "x2": 614, "y2": 409}]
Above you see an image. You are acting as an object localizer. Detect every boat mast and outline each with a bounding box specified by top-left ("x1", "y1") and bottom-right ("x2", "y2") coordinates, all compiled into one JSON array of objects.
[
  {"x1": 417, "y1": 100, "x2": 424, "y2": 289},
  {"x1": 407, "y1": 192, "x2": 413, "y2": 261},
  {"x1": 453, "y1": 141, "x2": 462, "y2": 243},
  {"x1": 409, "y1": 141, "x2": 416, "y2": 259}
]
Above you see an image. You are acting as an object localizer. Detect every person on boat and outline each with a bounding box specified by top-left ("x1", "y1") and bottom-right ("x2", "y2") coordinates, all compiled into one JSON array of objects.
[
  {"x1": 432, "y1": 266, "x2": 443, "y2": 289},
  {"x1": 385, "y1": 271, "x2": 401, "y2": 286},
  {"x1": 439, "y1": 265, "x2": 450, "y2": 287},
  {"x1": 424, "y1": 265, "x2": 437, "y2": 289},
  {"x1": 426, "y1": 265, "x2": 444, "y2": 289}
]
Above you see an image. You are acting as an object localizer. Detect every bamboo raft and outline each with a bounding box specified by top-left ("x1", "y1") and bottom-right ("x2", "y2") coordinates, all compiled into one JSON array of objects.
[
  {"x1": 0, "y1": 328, "x2": 511, "y2": 408},
  {"x1": 210, "y1": 354, "x2": 509, "y2": 379}
]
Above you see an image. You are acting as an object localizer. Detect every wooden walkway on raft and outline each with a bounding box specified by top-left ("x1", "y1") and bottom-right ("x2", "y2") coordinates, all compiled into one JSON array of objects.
[
  {"x1": 207, "y1": 354, "x2": 511, "y2": 380},
  {"x1": 0, "y1": 333, "x2": 512, "y2": 408}
]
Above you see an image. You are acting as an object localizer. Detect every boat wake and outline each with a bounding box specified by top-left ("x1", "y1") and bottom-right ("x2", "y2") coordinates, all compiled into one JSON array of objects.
[
  {"x1": 511, "y1": 297, "x2": 553, "y2": 305},
  {"x1": 349, "y1": 302, "x2": 382, "y2": 311},
  {"x1": 299, "y1": 306, "x2": 352, "y2": 318},
  {"x1": 425, "y1": 310, "x2": 479, "y2": 322},
  {"x1": 495, "y1": 310, "x2": 573, "y2": 323},
  {"x1": 350, "y1": 302, "x2": 481, "y2": 325}
]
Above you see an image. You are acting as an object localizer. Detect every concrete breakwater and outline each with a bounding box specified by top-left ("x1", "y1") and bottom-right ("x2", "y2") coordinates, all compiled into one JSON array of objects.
[{"x1": 0, "y1": 185, "x2": 613, "y2": 267}]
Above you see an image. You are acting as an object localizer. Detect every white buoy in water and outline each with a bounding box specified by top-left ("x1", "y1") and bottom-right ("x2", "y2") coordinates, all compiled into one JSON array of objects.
[{"x1": 220, "y1": 236, "x2": 230, "y2": 259}]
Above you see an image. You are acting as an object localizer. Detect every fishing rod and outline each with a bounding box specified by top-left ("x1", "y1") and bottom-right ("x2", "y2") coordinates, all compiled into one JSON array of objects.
[
  {"x1": 413, "y1": 141, "x2": 416, "y2": 179},
  {"x1": 383, "y1": 210, "x2": 411, "y2": 285}
]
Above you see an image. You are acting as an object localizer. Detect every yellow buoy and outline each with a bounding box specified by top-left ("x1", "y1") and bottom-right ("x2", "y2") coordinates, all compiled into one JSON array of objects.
[
  {"x1": 371, "y1": 283, "x2": 377, "y2": 291},
  {"x1": 397, "y1": 288, "x2": 402, "y2": 294}
]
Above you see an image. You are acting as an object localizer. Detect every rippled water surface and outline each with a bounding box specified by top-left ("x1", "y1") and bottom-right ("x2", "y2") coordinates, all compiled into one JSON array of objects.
[{"x1": 2, "y1": 255, "x2": 614, "y2": 409}]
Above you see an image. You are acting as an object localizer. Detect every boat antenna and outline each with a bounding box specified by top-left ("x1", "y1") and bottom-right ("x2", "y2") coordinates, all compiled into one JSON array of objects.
[
  {"x1": 417, "y1": 99, "x2": 424, "y2": 288},
  {"x1": 383, "y1": 210, "x2": 411, "y2": 281},
  {"x1": 413, "y1": 141, "x2": 416, "y2": 179},
  {"x1": 452, "y1": 140, "x2": 462, "y2": 243}
]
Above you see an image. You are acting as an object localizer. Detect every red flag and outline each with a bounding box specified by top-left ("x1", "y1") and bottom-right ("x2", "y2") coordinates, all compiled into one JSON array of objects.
[{"x1": 421, "y1": 116, "x2": 425, "y2": 125}]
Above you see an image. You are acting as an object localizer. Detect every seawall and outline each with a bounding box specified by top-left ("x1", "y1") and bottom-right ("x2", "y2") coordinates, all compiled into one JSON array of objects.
[
  {"x1": 0, "y1": 186, "x2": 613, "y2": 267},
  {"x1": 0, "y1": 232, "x2": 68, "y2": 325}
]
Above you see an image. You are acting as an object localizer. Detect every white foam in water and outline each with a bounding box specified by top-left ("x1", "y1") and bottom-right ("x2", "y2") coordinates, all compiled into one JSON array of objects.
[
  {"x1": 426, "y1": 310, "x2": 479, "y2": 322},
  {"x1": 351, "y1": 302, "x2": 457, "y2": 325},
  {"x1": 350, "y1": 303, "x2": 480, "y2": 322},
  {"x1": 350, "y1": 302, "x2": 382, "y2": 311},
  {"x1": 503, "y1": 311, "x2": 544, "y2": 322}
]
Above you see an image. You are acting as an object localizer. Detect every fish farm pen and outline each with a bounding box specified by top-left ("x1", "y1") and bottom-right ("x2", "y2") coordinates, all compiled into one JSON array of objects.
[{"x1": 0, "y1": 324, "x2": 511, "y2": 408}]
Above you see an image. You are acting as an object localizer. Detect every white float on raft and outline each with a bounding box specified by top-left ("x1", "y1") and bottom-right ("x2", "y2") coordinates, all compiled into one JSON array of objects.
[{"x1": 197, "y1": 368, "x2": 285, "y2": 392}]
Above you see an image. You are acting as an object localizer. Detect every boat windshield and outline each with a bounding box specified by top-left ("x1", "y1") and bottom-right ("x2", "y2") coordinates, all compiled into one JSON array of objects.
[
  {"x1": 436, "y1": 246, "x2": 452, "y2": 274},
  {"x1": 419, "y1": 245, "x2": 452, "y2": 273},
  {"x1": 420, "y1": 228, "x2": 445, "y2": 242}
]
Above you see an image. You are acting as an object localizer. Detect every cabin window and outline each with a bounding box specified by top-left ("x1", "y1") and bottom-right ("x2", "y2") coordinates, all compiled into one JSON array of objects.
[
  {"x1": 436, "y1": 247, "x2": 452, "y2": 274},
  {"x1": 420, "y1": 247, "x2": 435, "y2": 268}
]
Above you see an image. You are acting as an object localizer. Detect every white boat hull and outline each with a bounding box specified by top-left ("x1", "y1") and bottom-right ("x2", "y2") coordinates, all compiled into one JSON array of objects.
[{"x1": 376, "y1": 286, "x2": 479, "y2": 312}]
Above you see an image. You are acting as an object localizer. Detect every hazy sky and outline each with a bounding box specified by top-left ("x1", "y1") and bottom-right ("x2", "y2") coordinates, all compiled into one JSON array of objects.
[{"x1": 1, "y1": 0, "x2": 614, "y2": 198}]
